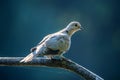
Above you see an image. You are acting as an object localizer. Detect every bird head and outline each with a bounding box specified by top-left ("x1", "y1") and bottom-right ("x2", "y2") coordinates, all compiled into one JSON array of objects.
[{"x1": 65, "y1": 21, "x2": 82, "y2": 36}]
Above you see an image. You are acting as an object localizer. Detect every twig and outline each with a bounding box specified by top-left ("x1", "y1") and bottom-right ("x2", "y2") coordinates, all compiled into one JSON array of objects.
[{"x1": 0, "y1": 57, "x2": 103, "y2": 80}]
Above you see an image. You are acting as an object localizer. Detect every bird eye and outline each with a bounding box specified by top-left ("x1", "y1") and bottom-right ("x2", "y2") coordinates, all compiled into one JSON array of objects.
[{"x1": 75, "y1": 24, "x2": 77, "y2": 27}]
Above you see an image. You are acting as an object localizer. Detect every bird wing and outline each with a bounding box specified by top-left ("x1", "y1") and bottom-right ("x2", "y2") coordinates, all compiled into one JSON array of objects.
[
  {"x1": 30, "y1": 34, "x2": 52, "y2": 52},
  {"x1": 31, "y1": 33, "x2": 70, "y2": 56},
  {"x1": 45, "y1": 33, "x2": 70, "y2": 52},
  {"x1": 38, "y1": 34, "x2": 52, "y2": 45}
]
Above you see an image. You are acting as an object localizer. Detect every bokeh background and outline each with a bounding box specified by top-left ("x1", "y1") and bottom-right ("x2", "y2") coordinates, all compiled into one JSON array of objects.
[{"x1": 0, "y1": 0, "x2": 120, "y2": 80}]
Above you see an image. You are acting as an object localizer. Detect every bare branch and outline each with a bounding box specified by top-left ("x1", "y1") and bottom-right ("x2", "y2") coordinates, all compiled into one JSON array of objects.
[{"x1": 0, "y1": 57, "x2": 103, "y2": 80}]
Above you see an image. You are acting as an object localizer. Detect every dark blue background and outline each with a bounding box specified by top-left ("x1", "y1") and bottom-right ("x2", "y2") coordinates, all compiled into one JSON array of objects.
[{"x1": 0, "y1": 0, "x2": 120, "y2": 80}]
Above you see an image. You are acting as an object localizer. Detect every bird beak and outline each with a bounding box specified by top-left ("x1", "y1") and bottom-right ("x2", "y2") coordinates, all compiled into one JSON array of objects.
[{"x1": 79, "y1": 26, "x2": 84, "y2": 30}]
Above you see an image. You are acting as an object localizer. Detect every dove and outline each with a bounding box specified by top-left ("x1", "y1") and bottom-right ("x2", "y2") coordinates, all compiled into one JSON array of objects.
[{"x1": 20, "y1": 21, "x2": 82, "y2": 63}]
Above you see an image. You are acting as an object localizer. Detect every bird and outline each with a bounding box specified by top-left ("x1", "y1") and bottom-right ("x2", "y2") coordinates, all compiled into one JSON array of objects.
[{"x1": 20, "y1": 21, "x2": 82, "y2": 63}]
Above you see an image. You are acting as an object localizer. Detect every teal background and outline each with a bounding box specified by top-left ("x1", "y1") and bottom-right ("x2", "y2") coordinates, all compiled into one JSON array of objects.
[{"x1": 0, "y1": 0, "x2": 120, "y2": 80}]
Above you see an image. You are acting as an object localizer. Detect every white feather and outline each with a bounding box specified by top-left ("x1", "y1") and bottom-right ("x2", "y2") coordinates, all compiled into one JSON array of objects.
[
  {"x1": 20, "y1": 21, "x2": 81, "y2": 63},
  {"x1": 20, "y1": 53, "x2": 35, "y2": 63}
]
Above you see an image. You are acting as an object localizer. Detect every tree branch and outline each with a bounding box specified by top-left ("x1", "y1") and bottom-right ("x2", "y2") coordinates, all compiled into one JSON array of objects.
[{"x1": 0, "y1": 57, "x2": 103, "y2": 80}]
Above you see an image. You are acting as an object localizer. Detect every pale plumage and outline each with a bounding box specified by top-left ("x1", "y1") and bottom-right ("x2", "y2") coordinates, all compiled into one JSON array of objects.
[{"x1": 20, "y1": 21, "x2": 81, "y2": 63}]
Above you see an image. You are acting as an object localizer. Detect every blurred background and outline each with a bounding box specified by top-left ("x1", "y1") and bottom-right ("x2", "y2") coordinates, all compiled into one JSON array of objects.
[{"x1": 0, "y1": 0, "x2": 120, "y2": 80}]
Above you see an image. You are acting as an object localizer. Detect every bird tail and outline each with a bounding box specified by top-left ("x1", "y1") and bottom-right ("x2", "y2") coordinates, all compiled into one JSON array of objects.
[{"x1": 20, "y1": 52, "x2": 36, "y2": 63}]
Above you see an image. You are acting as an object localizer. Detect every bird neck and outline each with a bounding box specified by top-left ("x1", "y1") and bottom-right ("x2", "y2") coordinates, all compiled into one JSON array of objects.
[{"x1": 60, "y1": 28, "x2": 74, "y2": 36}]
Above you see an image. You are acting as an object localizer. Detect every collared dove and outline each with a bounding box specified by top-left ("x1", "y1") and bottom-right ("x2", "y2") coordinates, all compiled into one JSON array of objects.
[{"x1": 20, "y1": 21, "x2": 82, "y2": 63}]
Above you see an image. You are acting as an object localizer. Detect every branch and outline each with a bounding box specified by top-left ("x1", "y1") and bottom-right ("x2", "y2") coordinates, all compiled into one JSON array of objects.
[{"x1": 0, "y1": 57, "x2": 103, "y2": 80}]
